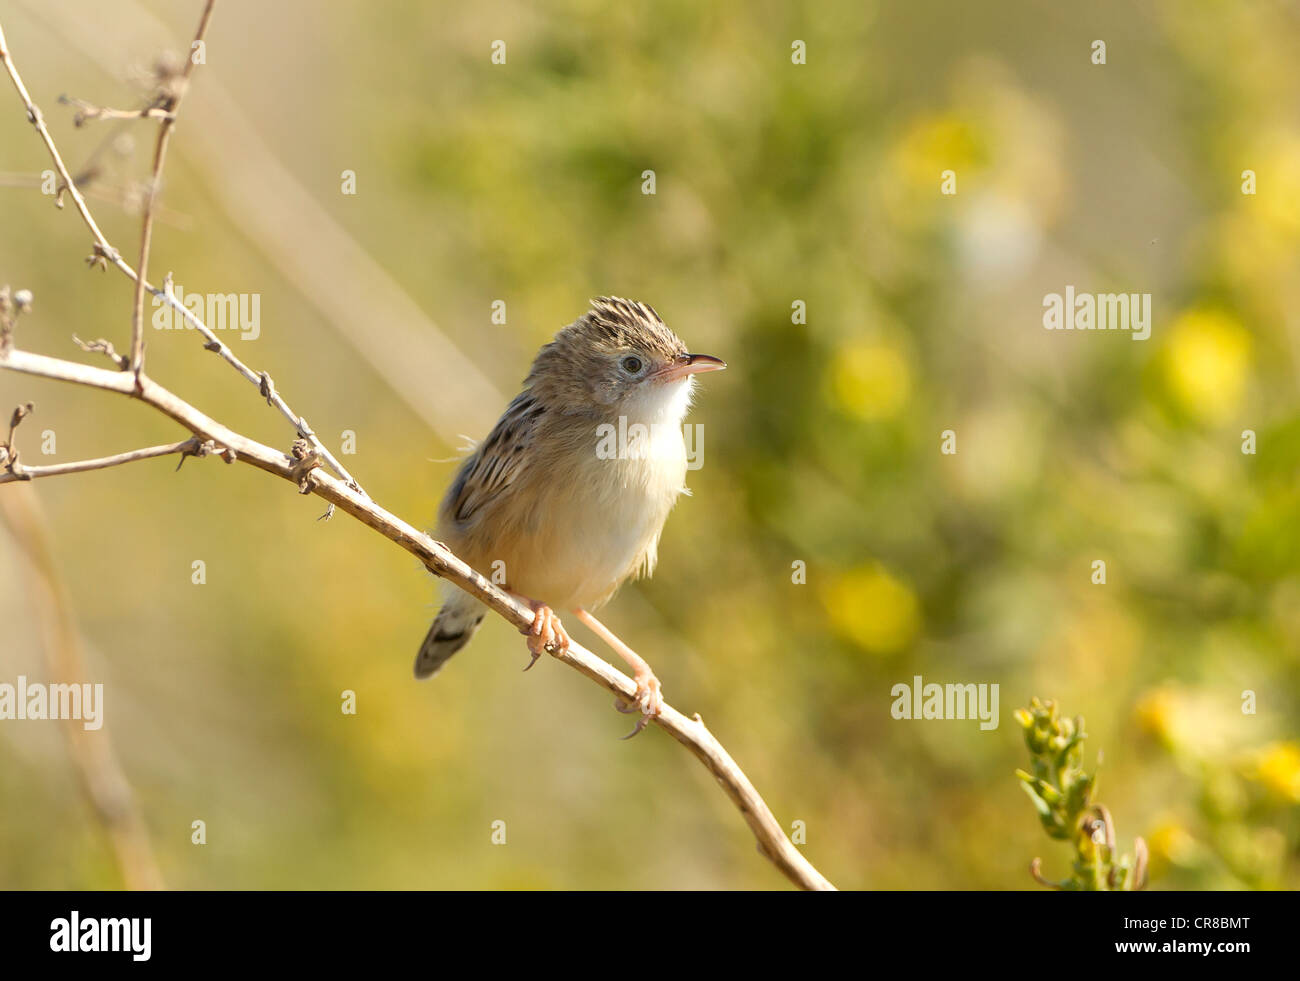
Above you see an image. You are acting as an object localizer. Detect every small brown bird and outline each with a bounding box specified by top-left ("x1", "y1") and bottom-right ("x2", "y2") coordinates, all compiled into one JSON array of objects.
[{"x1": 415, "y1": 297, "x2": 725, "y2": 733}]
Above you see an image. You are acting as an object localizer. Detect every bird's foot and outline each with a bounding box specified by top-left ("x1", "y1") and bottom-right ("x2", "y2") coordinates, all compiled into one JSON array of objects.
[
  {"x1": 522, "y1": 600, "x2": 569, "y2": 670},
  {"x1": 614, "y1": 666, "x2": 663, "y2": 739}
]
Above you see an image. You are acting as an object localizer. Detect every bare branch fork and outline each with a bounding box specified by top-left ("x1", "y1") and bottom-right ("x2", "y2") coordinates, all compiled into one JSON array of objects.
[
  {"x1": 0, "y1": 8, "x2": 362, "y2": 510},
  {"x1": 0, "y1": 8, "x2": 835, "y2": 891}
]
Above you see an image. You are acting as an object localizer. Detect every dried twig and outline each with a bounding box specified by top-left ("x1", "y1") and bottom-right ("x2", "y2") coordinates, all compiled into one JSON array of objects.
[
  {"x1": 72, "y1": 334, "x2": 128, "y2": 369},
  {"x1": 58, "y1": 93, "x2": 175, "y2": 127},
  {"x1": 0, "y1": 15, "x2": 361, "y2": 501},
  {"x1": 127, "y1": 0, "x2": 216, "y2": 376},
  {"x1": 0, "y1": 21, "x2": 124, "y2": 261},
  {"x1": 0, "y1": 436, "x2": 206, "y2": 484}
]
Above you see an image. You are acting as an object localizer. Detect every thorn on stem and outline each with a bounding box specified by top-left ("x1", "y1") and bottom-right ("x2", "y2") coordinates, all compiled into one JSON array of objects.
[
  {"x1": 85, "y1": 242, "x2": 120, "y2": 272},
  {"x1": 174, "y1": 437, "x2": 217, "y2": 471}
]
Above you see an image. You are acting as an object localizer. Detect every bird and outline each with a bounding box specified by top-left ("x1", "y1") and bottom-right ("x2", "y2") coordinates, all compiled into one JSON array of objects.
[{"x1": 414, "y1": 297, "x2": 726, "y2": 735}]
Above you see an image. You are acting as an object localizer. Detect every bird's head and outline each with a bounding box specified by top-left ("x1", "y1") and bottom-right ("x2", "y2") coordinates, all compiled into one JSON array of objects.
[{"x1": 527, "y1": 297, "x2": 725, "y2": 420}]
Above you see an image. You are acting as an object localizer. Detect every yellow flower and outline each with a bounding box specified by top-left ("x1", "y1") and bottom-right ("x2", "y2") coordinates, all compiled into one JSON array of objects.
[
  {"x1": 1161, "y1": 308, "x2": 1251, "y2": 423},
  {"x1": 1249, "y1": 130, "x2": 1300, "y2": 239},
  {"x1": 1134, "y1": 686, "x2": 1183, "y2": 748},
  {"x1": 828, "y1": 341, "x2": 911, "y2": 421},
  {"x1": 893, "y1": 113, "x2": 983, "y2": 190},
  {"x1": 1246, "y1": 742, "x2": 1300, "y2": 803},
  {"x1": 823, "y1": 565, "x2": 920, "y2": 655},
  {"x1": 1147, "y1": 817, "x2": 1202, "y2": 871}
]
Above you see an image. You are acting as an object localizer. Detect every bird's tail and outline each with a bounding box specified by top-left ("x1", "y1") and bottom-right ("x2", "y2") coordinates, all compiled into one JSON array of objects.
[{"x1": 414, "y1": 587, "x2": 486, "y2": 679}]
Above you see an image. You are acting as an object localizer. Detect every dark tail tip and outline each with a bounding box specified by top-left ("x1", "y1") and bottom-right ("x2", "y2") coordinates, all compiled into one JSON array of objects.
[{"x1": 413, "y1": 613, "x2": 484, "y2": 679}]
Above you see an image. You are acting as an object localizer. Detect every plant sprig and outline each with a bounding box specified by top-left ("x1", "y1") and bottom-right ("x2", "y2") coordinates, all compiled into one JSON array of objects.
[{"x1": 1016, "y1": 697, "x2": 1148, "y2": 890}]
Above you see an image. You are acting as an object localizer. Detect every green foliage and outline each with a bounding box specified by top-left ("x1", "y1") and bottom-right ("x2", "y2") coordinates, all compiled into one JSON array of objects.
[{"x1": 1017, "y1": 698, "x2": 1147, "y2": 891}]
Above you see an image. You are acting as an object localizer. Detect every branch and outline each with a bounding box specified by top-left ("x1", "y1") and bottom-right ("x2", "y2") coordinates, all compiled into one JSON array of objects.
[
  {"x1": 128, "y1": 0, "x2": 216, "y2": 375},
  {"x1": 57, "y1": 94, "x2": 176, "y2": 127},
  {"x1": 156, "y1": 273, "x2": 365, "y2": 503},
  {"x1": 0, "y1": 436, "x2": 207, "y2": 484},
  {"x1": 0, "y1": 14, "x2": 363, "y2": 503},
  {"x1": 0, "y1": 20, "x2": 126, "y2": 272}
]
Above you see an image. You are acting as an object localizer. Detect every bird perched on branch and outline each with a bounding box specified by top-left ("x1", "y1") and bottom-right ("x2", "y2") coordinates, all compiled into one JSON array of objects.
[{"x1": 415, "y1": 297, "x2": 725, "y2": 734}]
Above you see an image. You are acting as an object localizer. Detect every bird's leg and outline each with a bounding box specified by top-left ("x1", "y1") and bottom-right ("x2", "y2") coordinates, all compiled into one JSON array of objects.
[
  {"x1": 573, "y1": 607, "x2": 663, "y2": 738},
  {"x1": 510, "y1": 594, "x2": 571, "y2": 670}
]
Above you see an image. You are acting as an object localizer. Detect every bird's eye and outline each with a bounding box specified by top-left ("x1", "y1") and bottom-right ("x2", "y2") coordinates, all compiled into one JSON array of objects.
[{"x1": 621, "y1": 355, "x2": 644, "y2": 374}]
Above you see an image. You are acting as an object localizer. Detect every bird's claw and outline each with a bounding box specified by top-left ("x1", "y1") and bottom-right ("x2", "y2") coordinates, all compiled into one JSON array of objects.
[
  {"x1": 522, "y1": 601, "x2": 568, "y2": 670},
  {"x1": 614, "y1": 672, "x2": 663, "y2": 739}
]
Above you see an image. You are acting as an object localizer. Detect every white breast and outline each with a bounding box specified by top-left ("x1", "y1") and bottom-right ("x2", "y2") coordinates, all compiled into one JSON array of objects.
[{"x1": 515, "y1": 377, "x2": 695, "y2": 609}]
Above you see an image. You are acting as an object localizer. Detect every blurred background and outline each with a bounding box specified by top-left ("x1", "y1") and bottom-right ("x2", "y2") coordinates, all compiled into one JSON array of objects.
[{"x1": 1, "y1": 0, "x2": 1298, "y2": 890}]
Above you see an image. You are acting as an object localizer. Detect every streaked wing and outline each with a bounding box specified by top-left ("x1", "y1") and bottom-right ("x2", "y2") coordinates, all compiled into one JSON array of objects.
[{"x1": 443, "y1": 391, "x2": 545, "y2": 524}]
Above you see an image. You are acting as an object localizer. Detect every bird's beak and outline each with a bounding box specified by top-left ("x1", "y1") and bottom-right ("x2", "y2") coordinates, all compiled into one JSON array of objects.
[{"x1": 657, "y1": 353, "x2": 727, "y2": 383}]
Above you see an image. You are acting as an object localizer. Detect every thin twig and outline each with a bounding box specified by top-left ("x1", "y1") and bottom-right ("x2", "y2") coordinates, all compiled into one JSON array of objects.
[
  {"x1": 158, "y1": 274, "x2": 364, "y2": 500},
  {"x1": 58, "y1": 94, "x2": 175, "y2": 127},
  {"x1": 0, "y1": 437, "x2": 204, "y2": 484},
  {"x1": 0, "y1": 19, "x2": 127, "y2": 270},
  {"x1": 0, "y1": 13, "x2": 361, "y2": 500},
  {"x1": 128, "y1": 0, "x2": 216, "y2": 375},
  {"x1": 73, "y1": 334, "x2": 128, "y2": 369}
]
